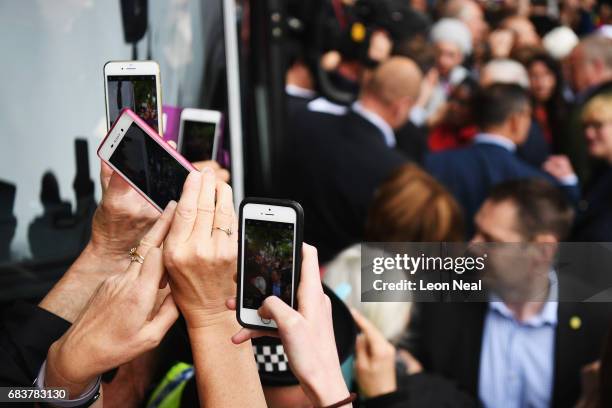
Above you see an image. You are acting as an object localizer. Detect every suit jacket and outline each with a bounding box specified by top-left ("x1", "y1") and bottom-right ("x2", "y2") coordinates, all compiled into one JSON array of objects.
[
  {"x1": 425, "y1": 141, "x2": 580, "y2": 236},
  {"x1": 572, "y1": 166, "x2": 612, "y2": 242},
  {"x1": 400, "y1": 299, "x2": 612, "y2": 407},
  {"x1": 395, "y1": 121, "x2": 428, "y2": 165},
  {"x1": 516, "y1": 120, "x2": 551, "y2": 168},
  {"x1": 0, "y1": 302, "x2": 70, "y2": 386},
  {"x1": 285, "y1": 109, "x2": 407, "y2": 263}
]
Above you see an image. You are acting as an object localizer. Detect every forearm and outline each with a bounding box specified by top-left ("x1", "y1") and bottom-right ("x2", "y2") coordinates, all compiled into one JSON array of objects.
[
  {"x1": 39, "y1": 243, "x2": 129, "y2": 323},
  {"x1": 187, "y1": 312, "x2": 266, "y2": 408}
]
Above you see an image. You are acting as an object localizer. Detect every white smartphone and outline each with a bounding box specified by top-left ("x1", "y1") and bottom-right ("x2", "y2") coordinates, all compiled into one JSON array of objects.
[
  {"x1": 177, "y1": 108, "x2": 223, "y2": 162},
  {"x1": 237, "y1": 198, "x2": 304, "y2": 330},
  {"x1": 97, "y1": 109, "x2": 195, "y2": 212},
  {"x1": 104, "y1": 60, "x2": 163, "y2": 134}
]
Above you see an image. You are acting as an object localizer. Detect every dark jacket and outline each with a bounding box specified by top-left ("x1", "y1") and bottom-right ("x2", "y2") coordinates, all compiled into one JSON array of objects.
[
  {"x1": 425, "y1": 140, "x2": 580, "y2": 236},
  {"x1": 285, "y1": 109, "x2": 407, "y2": 263},
  {"x1": 573, "y1": 166, "x2": 612, "y2": 242},
  {"x1": 399, "y1": 299, "x2": 612, "y2": 408},
  {"x1": 0, "y1": 302, "x2": 70, "y2": 386}
]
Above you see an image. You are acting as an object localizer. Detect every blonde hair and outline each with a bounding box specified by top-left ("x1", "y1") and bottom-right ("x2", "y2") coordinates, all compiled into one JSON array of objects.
[{"x1": 583, "y1": 94, "x2": 612, "y2": 124}]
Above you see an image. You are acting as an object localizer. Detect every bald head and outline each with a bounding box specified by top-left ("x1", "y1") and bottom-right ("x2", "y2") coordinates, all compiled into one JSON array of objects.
[
  {"x1": 359, "y1": 57, "x2": 422, "y2": 130},
  {"x1": 362, "y1": 57, "x2": 422, "y2": 104}
]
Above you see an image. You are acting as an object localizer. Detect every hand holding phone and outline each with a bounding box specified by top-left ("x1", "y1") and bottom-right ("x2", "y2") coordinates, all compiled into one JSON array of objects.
[
  {"x1": 236, "y1": 198, "x2": 304, "y2": 330},
  {"x1": 229, "y1": 244, "x2": 351, "y2": 407},
  {"x1": 97, "y1": 108, "x2": 195, "y2": 212},
  {"x1": 162, "y1": 169, "x2": 239, "y2": 329}
]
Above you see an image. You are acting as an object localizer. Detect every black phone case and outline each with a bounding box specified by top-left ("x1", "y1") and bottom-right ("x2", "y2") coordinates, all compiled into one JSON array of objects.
[{"x1": 236, "y1": 197, "x2": 304, "y2": 331}]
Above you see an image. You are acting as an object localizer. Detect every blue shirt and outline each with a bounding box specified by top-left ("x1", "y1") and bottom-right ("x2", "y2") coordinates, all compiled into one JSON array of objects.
[{"x1": 478, "y1": 275, "x2": 558, "y2": 408}]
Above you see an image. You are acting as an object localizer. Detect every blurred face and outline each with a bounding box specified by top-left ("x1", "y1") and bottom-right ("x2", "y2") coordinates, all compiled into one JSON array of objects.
[
  {"x1": 566, "y1": 47, "x2": 595, "y2": 93},
  {"x1": 471, "y1": 199, "x2": 552, "y2": 299},
  {"x1": 513, "y1": 106, "x2": 533, "y2": 144},
  {"x1": 529, "y1": 61, "x2": 556, "y2": 103},
  {"x1": 461, "y1": 1, "x2": 487, "y2": 45},
  {"x1": 472, "y1": 199, "x2": 523, "y2": 243},
  {"x1": 435, "y1": 41, "x2": 464, "y2": 77},
  {"x1": 504, "y1": 18, "x2": 540, "y2": 47},
  {"x1": 583, "y1": 114, "x2": 612, "y2": 162},
  {"x1": 446, "y1": 85, "x2": 473, "y2": 127}
]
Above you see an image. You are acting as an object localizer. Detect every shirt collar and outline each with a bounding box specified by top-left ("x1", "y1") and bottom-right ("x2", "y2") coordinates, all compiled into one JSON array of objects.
[
  {"x1": 285, "y1": 84, "x2": 316, "y2": 99},
  {"x1": 489, "y1": 270, "x2": 558, "y2": 327},
  {"x1": 473, "y1": 133, "x2": 517, "y2": 153},
  {"x1": 307, "y1": 97, "x2": 348, "y2": 116},
  {"x1": 351, "y1": 101, "x2": 396, "y2": 148}
]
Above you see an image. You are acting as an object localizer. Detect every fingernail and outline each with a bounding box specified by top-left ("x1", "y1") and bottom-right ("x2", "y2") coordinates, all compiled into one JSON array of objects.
[
  {"x1": 166, "y1": 200, "x2": 177, "y2": 210},
  {"x1": 190, "y1": 171, "x2": 202, "y2": 180},
  {"x1": 203, "y1": 167, "x2": 214, "y2": 176}
]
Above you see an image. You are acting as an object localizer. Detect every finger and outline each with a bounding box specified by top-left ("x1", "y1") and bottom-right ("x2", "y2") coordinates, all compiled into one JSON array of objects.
[
  {"x1": 159, "y1": 273, "x2": 168, "y2": 289},
  {"x1": 193, "y1": 160, "x2": 221, "y2": 172},
  {"x1": 141, "y1": 293, "x2": 179, "y2": 343},
  {"x1": 166, "y1": 171, "x2": 202, "y2": 245},
  {"x1": 355, "y1": 333, "x2": 369, "y2": 361},
  {"x1": 226, "y1": 297, "x2": 237, "y2": 310},
  {"x1": 100, "y1": 161, "x2": 114, "y2": 193},
  {"x1": 137, "y1": 247, "x2": 167, "y2": 295},
  {"x1": 350, "y1": 308, "x2": 386, "y2": 345},
  {"x1": 210, "y1": 181, "x2": 235, "y2": 242},
  {"x1": 217, "y1": 169, "x2": 230, "y2": 183},
  {"x1": 258, "y1": 296, "x2": 299, "y2": 327},
  {"x1": 298, "y1": 244, "x2": 324, "y2": 299},
  {"x1": 231, "y1": 328, "x2": 279, "y2": 345},
  {"x1": 193, "y1": 167, "x2": 217, "y2": 240},
  {"x1": 167, "y1": 140, "x2": 177, "y2": 150},
  {"x1": 137, "y1": 201, "x2": 177, "y2": 257}
]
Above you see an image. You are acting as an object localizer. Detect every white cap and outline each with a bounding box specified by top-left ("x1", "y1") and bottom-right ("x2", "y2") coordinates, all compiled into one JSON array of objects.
[
  {"x1": 481, "y1": 59, "x2": 530, "y2": 89},
  {"x1": 431, "y1": 18, "x2": 473, "y2": 57},
  {"x1": 543, "y1": 26, "x2": 579, "y2": 59}
]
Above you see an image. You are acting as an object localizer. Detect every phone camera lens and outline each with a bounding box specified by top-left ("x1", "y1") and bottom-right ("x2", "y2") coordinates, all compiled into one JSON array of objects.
[
  {"x1": 121, "y1": 128, "x2": 124, "y2": 132},
  {"x1": 111, "y1": 144, "x2": 114, "y2": 148}
]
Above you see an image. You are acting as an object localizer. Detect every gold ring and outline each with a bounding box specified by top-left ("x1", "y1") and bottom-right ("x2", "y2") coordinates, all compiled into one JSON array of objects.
[
  {"x1": 213, "y1": 226, "x2": 232, "y2": 237},
  {"x1": 129, "y1": 247, "x2": 145, "y2": 264}
]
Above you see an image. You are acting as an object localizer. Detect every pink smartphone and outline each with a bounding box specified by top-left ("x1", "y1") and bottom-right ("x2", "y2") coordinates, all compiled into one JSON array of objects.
[{"x1": 97, "y1": 108, "x2": 196, "y2": 212}]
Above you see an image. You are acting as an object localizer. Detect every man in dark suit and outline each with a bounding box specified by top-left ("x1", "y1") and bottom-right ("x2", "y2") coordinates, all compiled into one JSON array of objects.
[
  {"x1": 400, "y1": 179, "x2": 612, "y2": 408},
  {"x1": 426, "y1": 83, "x2": 580, "y2": 236},
  {"x1": 287, "y1": 57, "x2": 422, "y2": 263}
]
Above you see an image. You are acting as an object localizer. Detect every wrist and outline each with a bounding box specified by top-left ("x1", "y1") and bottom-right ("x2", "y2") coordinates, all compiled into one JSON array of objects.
[
  {"x1": 305, "y1": 369, "x2": 350, "y2": 407},
  {"x1": 46, "y1": 341, "x2": 97, "y2": 398},
  {"x1": 184, "y1": 308, "x2": 237, "y2": 330}
]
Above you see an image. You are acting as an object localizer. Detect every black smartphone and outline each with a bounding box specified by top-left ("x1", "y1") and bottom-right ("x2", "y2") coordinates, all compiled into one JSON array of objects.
[{"x1": 237, "y1": 198, "x2": 304, "y2": 330}]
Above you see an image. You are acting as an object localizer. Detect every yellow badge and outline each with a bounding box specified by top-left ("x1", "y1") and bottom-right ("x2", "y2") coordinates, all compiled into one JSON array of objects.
[
  {"x1": 569, "y1": 316, "x2": 581, "y2": 330},
  {"x1": 351, "y1": 22, "x2": 366, "y2": 43}
]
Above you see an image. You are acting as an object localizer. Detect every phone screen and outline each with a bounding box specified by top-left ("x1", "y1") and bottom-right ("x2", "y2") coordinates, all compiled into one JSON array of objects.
[
  {"x1": 181, "y1": 121, "x2": 217, "y2": 162},
  {"x1": 109, "y1": 122, "x2": 189, "y2": 209},
  {"x1": 107, "y1": 75, "x2": 159, "y2": 131},
  {"x1": 243, "y1": 219, "x2": 295, "y2": 309}
]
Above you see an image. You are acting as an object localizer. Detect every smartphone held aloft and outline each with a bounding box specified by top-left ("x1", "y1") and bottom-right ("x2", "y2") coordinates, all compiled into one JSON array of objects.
[
  {"x1": 236, "y1": 198, "x2": 304, "y2": 331},
  {"x1": 97, "y1": 108, "x2": 195, "y2": 212}
]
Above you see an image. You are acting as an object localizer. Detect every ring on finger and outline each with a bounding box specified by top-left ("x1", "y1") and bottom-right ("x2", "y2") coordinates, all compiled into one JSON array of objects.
[
  {"x1": 129, "y1": 247, "x2": 145, "y2": 264},
  {"x1": 213, "y1": 226, "x2": 232, "y2": 237}
]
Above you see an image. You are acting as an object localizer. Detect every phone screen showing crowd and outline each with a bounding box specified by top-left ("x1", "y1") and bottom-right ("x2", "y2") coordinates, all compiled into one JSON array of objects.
[
  {"x1": 182, "y1": 121, "x2": 216, "y2": 162},
  {"x1": 107, "y1": 75, "x2": 158, "y2": 131},
  {"x1": 109, "y1": 123, "x2": 189, "y2": 209},
  {"x1": 243, "y1": 219, "x2": 295, "y2": 309}
]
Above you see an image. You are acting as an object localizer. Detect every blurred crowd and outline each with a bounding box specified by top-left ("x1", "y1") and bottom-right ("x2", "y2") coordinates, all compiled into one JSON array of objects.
[{"x1": 280, "y1": 0, "x2": 612, "y2": 407}]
